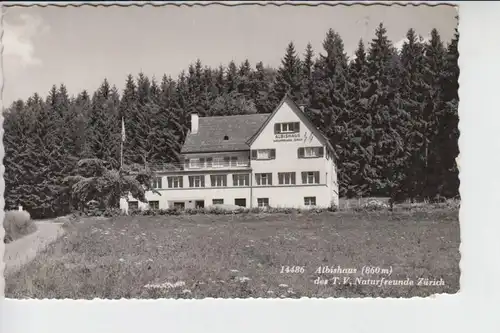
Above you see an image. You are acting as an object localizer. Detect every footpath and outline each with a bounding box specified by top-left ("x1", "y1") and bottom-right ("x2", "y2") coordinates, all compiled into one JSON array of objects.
[{"x1": 4, "y1": 221, "x2": 65, "y2": 275}]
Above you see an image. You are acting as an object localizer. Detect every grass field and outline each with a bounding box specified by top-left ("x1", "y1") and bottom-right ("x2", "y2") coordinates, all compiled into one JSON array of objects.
[{"x1": 5, "y1": 206, "x2": 460, "y2": 299}]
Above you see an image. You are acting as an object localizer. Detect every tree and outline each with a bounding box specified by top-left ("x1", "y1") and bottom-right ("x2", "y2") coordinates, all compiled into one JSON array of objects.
[
  {"x1": 84, "y1": 79, "x2": 121, "y2": 167},
  {"x1": 346, "y1": 39, "x2": 372, "y2": 197},
  {"x1": 309, "y1": 29, "x2": 352, "y2": 196},
  {"x1": 63, "y1": 158, "x2": 158, "y2": 211},
  {"x1": 301, "y1": 43, "x2": 315, "y2": 107},
  {"x1": 398, "y1": 29, "x2": 427, "y2": 201},
  {"x1": 421, "y1": 28, "x2": 448, "y2": 199},
  {"x1": 272, "y1": 42, "x2": 303, "y2": 104},
  {"x1": 365, "y1": 23, "x2": 407, "y2": 202}
]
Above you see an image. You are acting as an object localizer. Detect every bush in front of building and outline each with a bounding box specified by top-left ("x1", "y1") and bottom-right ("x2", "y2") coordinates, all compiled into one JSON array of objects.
[{"x1": 4, "y1": 210, "x2": 37, "y2": 243}]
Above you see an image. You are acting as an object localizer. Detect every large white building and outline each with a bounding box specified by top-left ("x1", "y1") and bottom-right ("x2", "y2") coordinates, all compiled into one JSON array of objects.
[{"x1": 121, "y1": 95, "x2": 339, "y2": 211}]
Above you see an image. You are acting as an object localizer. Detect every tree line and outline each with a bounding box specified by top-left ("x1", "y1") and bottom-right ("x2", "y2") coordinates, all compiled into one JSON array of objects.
[{"x1": 3, "y1": 23, "x2": 459, "y2": 218}]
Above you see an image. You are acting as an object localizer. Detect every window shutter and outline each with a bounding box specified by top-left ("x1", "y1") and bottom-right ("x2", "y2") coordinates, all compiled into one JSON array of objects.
[
  {"x1": 200, "y1": 158, "x2": 205, "y2": 167},
  {"x1": 158, "y1": 178, "x2": 162, "y2": 188},
  {"x1": 223, "y1": 175, "x2": 227, "y2": 186},
  {"x1": 251, "y1": 150, "x2": 257, "y2": 160},
  {"x1": 315, "y1": 171, "x2": 320, "y2": 184},
  {"x1": 278, "y1": 173, "x2": 283, "y2": 185},
  {"x1": 206, "y1": 158, "x2": 213, "y2": 167},
  {"x1": 270, "y1": 149, "x2": 276, "y2": 159},
  {"x1": 318, "y1": 147, "x2": 324, "y2": 157},
  {"x1": 274, "y1": 123, "x2": 281, "y2": 134},
  {"x1": 298, "y1": 147, "x2": 304, "y2": 158},
  {"x1": 189, "y1": 176, "x2": 193, "y2": 187},
  {"x1": 245, "y1": 174, "x2": 249, "y2": 186},
  {"x1": 210, "y1": 175, "x2": 215, "y2": 186},
  {"x1": 268, "y1": 173, "x2": 273, "y2": 185},
  {"x1": 232, "y1": 174, "x2": 237, "y2": 186},
  {"x1": 201, "y1": 176, "x2": 205, "y2": 187},
  {"x1": 294, "y1": 122, "x2": 300, "y2": 132},
  {"x1": 256, "y1": 174, "x2": 261, "y2": 185},
  {"x1": 179, "y1": 177, "x2": 183, "y2": 188},
  {"x1": 291, "y1": 172, "x2": 296, "y2": 184},
  {"x1": 301, "y1": 172, "x2": 307, "y2": 184},
  {"x1": 168, "y1": 177, "x2": 173, "y2": 188}
]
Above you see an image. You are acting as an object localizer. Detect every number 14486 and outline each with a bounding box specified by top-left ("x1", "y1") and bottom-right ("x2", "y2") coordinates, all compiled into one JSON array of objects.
[{"x1": 280, "y1": 266, "x2": 305, "y2": 274}]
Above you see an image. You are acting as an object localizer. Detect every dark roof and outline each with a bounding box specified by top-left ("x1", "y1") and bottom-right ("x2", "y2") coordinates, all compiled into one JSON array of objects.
[{"x1": 181, "y1": 113, "x2": 271, "y2": 153}]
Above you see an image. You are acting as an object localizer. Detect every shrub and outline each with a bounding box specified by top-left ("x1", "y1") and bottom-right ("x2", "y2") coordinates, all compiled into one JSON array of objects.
[{"x1": 4, "y1": 210, "x2": 36, "y2": 243}]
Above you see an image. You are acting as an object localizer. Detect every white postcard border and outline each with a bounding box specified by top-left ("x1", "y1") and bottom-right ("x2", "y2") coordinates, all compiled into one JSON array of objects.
[{"x1": 1, "y1": 1, "x2": 499, "y2": 333}]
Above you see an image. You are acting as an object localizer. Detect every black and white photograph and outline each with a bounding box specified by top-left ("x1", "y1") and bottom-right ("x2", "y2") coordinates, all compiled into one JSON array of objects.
[{"x1": 2, "y1": 2, "x2": 460, "y2": 299}]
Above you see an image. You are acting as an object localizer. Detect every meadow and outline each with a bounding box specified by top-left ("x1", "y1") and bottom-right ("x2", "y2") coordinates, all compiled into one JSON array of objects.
[{"x1": 5, "y1": 200, "x2": 460, "y2": 299}]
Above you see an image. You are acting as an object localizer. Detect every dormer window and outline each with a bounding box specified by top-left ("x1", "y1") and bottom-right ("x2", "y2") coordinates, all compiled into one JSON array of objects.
[{"x1": 223, "y1": 135, "x2": 229, "y2": 140}]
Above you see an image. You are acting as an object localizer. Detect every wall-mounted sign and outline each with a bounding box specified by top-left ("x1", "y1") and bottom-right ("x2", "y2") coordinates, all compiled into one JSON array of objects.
[
  {"x1": 273, "y1": 132, "x2": 314, "y2": 143},
  {"x1": 273, "y1": 133, "x2": 301, "y2": 142}
]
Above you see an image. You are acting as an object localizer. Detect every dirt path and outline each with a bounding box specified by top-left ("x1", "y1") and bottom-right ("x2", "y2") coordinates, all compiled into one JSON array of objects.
[{"x1": 4, "y1": 221, "x2": 65, "y2": 275}]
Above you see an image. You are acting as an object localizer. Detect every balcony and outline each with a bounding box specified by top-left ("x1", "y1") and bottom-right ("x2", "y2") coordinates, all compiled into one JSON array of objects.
[{"x1": 149, "y1": 159, "x2": 251, "y2": 173}]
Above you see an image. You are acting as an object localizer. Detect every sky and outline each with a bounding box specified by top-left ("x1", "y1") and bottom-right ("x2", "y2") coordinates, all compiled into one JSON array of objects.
[{"x1": 1, "y1": 3, "x2": 458, "y2": 106}]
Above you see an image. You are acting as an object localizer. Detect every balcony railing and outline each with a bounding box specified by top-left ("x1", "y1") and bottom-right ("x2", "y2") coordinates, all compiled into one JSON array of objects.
[{"x1": 149, "y1": 160, "x2": 251, "y2": 172}]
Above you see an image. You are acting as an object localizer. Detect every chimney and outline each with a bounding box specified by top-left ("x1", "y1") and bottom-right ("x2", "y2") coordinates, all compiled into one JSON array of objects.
[{"x1": 191, "y1": 114, "x2": 199, "y2": 134}]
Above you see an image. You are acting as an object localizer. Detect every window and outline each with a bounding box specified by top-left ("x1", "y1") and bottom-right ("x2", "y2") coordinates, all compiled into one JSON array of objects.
[
  {"x1": 189, "y1": 158, "x2": 202, "y2": 168},
  {"x1": 301, "y1": 171, "x2": 320, "y2": 184},
  {"x1": 210, "y1": 174, "x2": 227, "y2": 187},
  {"x1": 278, "y1": 172, "x2": 296, "y2": 185},
  {"x1": 128, "y1": 201, "x2": 138, "y2": 210},
  {"x1": 188, "y1": 175, "x2": 205, "y2": 188},
  {"x1": 236, "y1": 158, "x2": 249, "y2": 166},
  {"x1": 223, "y1": 135, "x2": 229, "y2": 140},
  {"x1": 275, "y1": 122, "x2": 300, "y2": 134},
  {"x1": 149, "y1": 201, "x2": 159, "y2": 210},
  {"x1": 304, "y1": 197, "x2": 316, "y2": 206},
  {"x1": 255, "y1": 173, "x2": 272, "y2": 186},
  {"x1": 233, "y1": 174, "x2": 250, "y2": 186},
  {"x1": 235, "y1": 198, "x2": 247, "y2": 207},
  {"x1": 230, "y1": 156, "x2": 238, "y2": 166},
  {"x1": 212, "y1": 157, "x2": 224, "y2": 167},
  {"x1": 251, "y1": 149, "x2": 276, "y2": 160},
  {"x1": 151, "y1": 176, "x2": 162, "y2": 189},
  {"x1": 173, "y1": 202, "x2": 185, "y2": 210},
  {"x1": 212, "y1": 199, "x2": 224, "y2": 205},
  {"x1": 195, "y1": 200, "x2": 205, "y2": 208},
  {"x1": 167, "y1": 176, "x2": 183, "y2": 188},
  {"x1": 257, "y1": 198, "x2": 270, "y2": 207},
  {"x1": 298, "y1": 147, "x2": 324, "y2": 158}
]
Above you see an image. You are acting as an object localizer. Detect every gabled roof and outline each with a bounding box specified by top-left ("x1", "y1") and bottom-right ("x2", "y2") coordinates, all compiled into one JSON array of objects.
[
  {"x1": 181, "y1": 113, "x2": 270, "y2": 153},
  {"x1": 246, "y1": 94, "x2": 335, "y2": 155}
]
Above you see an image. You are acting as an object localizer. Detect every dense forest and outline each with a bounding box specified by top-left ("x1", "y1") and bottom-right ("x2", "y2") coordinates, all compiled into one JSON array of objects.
[{"x1": 3, "y1": 23, "x2": 459, "y2": 218}]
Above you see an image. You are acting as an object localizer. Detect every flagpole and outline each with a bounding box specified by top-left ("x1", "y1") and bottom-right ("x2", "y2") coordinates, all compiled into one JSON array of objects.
[{"x1": 120, "y1": 117, "x2": 125, "y2": 170}]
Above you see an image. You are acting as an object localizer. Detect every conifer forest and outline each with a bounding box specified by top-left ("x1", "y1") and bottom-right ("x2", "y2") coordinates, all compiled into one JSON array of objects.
[{"x1": 3, "y1": 24, "x2": 460, "y2": 219}]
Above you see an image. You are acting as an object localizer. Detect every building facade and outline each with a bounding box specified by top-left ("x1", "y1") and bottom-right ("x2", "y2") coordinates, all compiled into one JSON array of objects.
[{"x1": 121, "y1": 95, "x2": 339, "y2": 211}]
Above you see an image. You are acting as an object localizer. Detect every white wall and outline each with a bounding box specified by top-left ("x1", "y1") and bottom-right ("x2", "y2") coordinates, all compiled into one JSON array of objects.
[{"x1": 249, "y1": 99, "x2": 338, "y2": 208}]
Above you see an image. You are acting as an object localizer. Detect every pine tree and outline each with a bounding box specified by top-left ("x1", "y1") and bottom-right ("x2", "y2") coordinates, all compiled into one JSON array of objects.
[
  {"x1": 272, "y1": 42, "x2": 303, "y2": 104},
  {"x1": 365, "y1": 23, "x2": 407, "y2": 201},
  {"x1": 439, "y1": 27, "x2": 460, "y2": 198},
  {"x1": 399, "y1": 29, "x2": 427, "y2": 201},
  {"x1": 84, "y1": 79, "x2": 121, "y2": 167},
  {"x1": 225, "y1": 61, "x2": 239, "y2": 93},
  {"x1": 119, "y1": 75, "x2": 139, "y2": 165},
  {"x1": 421, "y1": 29, "x2": 447, "y2": 199},
  {"x1": 309, "y1": 29, "x2": 352, "y2": 196},
  {"x1": 346, "y1": 39, "x2": 372, "y2": 197},
  {"x1": 301, "y1": 43, "x2": 315, "y2": 107}
]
